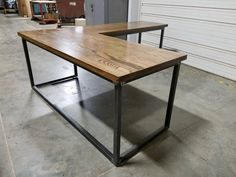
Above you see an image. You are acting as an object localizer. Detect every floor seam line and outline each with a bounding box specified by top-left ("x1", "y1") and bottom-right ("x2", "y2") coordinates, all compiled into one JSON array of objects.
[
  {"x1": 0, "y1": 112, "x2": 17, "y2": 177},
  {"x1": 97, "y1": 166, "x2": 116, "y2": 177}
]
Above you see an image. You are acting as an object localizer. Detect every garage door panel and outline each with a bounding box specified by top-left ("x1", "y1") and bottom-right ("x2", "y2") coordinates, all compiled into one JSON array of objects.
[
  {"x1": 142, "y1": 40, "x2": 236, "y2": 81},
  {"x1": 142, "y1": 33, "x2": 236, "y2": 67},
  {"x1": 139, "y1": 0, "x2": 236, "y2": 81},
  {"x1": 142, "y1": 0, "x2": 236, "y2": 9},
  {"x1": 141, "y1": 15, "x2": 236, "y2": 52},
  {"x1": 141, "y1": 5, "x2": 236, "y2": 24}
]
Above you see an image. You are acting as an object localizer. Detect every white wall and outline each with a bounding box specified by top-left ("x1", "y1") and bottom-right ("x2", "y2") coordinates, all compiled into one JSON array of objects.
[
  {"x1": 129, "y1": 0, "x2": 236, "y2": 81},
  {"x1": 128, "y1": 0, "x2": 141, "y2": 42}
]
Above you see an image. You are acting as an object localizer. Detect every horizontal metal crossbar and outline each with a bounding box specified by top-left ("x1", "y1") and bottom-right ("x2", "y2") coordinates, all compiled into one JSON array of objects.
[{"x1": 36, "y1": 75, "x2": 78, "y2": 88}]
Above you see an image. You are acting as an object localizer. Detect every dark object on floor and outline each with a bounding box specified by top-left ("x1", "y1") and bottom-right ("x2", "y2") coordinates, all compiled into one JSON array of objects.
[
  {"x1": 2, "y1": 0, "x2": 18, "y2": 14},
  {"x1": 4, "y1": 0, "x2": 17, "y2": 9}
]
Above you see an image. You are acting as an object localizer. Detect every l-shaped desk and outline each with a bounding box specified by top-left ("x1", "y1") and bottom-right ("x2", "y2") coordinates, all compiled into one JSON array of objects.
[{"x1": 18, "y1": 21, "x2": 187, "y2": 166}]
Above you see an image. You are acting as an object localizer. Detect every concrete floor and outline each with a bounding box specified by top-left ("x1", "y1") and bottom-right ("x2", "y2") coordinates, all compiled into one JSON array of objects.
[{"x1": 0, "y1": 14, "x2": 236, "y2": 177}]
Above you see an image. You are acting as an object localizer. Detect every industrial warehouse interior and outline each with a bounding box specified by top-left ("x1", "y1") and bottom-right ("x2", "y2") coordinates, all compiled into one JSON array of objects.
[{"x1": 0, "y1": 0, "x2": 235, "y2": 177}]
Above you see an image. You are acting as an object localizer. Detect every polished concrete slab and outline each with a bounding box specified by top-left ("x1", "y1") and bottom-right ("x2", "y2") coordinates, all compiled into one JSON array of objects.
[{"x1": 0, "y1": 14, "x2": 235, "y2": 177}]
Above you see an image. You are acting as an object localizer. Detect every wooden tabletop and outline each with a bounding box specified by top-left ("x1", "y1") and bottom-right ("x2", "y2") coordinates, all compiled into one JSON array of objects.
[{"x1": 18, "y1": 21, "x2": 187, "y2": 84}]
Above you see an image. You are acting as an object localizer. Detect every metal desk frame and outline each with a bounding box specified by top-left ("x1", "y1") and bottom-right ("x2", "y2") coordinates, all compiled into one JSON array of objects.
[{"x1": 21, "y1": 27, "x2": 181, "y2": 166}]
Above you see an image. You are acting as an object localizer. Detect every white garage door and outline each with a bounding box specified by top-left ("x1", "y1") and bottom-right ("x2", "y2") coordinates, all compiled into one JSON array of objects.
[{"x1": 138, "y1": 0, "x2": 236, "y2": 81}]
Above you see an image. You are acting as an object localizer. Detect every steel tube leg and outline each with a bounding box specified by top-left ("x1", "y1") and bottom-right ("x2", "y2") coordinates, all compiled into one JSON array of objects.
[
  {"x1": 138, "y1": 33, "x2": 142, "y2": 44},
  {"x1": 165, "y1": 64, "x2": 181, "y2": 128},
  {"x1": 22, "y1": 39, "x2": 35, "y2": 87},
  {"x1": 113, "y1": 84, "x2": 122, "y2": 166},
  {"x1": 159, "y1": 29, "x2": 165, "y2": 48},
  {"x1": 74, "y1": 64, "x2": 78, "y2": 76}
]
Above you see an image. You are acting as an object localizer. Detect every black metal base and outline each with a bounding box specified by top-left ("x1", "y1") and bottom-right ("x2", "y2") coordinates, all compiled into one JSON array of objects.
[
  {"x1": 138, "y1": 29, "x2": 165, "y2": 48},
  {"x1": 22, "y1": 38, "x2": 180, "y2": 167}
]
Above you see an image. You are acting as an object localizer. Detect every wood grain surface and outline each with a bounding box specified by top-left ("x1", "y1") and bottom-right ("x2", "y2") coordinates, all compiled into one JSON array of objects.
[{"x1": 18, "y1": 21, "x2": 187, "y2": 83}]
